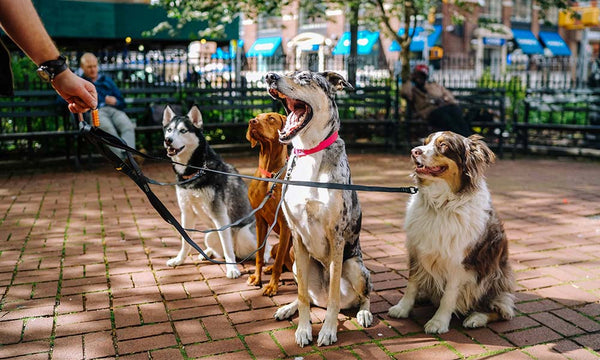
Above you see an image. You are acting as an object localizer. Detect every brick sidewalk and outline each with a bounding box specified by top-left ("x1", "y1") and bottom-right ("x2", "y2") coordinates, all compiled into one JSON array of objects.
[{"x1": 1, "y1": 153, "x2": 599, "y2": 359}]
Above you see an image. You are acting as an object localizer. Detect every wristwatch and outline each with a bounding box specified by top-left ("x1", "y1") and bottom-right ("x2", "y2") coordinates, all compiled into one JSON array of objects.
[{"x1": 36, "y1": 56, "x2": 68, "y2": 82}]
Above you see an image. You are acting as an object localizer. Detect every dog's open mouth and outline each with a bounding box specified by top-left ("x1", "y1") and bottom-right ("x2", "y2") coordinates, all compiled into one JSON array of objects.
[
  {"x1": 414, "y1": 160, "x2": 447, "y2": 176},
  {"x1": 268, "y1": 88, "x2": 312, "y2": 142},
  {"x1": 165, "y1": 145, "x2": 184, "y2": 157}
]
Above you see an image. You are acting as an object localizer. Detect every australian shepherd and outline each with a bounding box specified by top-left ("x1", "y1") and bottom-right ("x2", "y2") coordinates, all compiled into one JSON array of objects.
[{"x1": 388, "y1": 131, "x2": 515, "y2": 334}]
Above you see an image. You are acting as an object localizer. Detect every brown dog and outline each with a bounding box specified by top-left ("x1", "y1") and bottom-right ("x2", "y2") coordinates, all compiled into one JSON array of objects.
[{"x1": 246, "y1": 112, "x2": 293, "y2": 296}]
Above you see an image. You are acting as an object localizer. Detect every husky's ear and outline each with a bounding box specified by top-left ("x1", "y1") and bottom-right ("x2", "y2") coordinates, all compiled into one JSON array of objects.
[
  {"x1": 187, "y1": 105, "x2": 203, "y2": 129},
  {"x1": 320, "y1": 71, "x2": 354, "y2": 92},
  {"x1": 162, "y1": 105, "x2": 177, "y2": 126}
]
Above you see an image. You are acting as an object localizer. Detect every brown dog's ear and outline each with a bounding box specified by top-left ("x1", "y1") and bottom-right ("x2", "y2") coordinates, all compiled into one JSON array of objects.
[
  {"x1": 162, "y1": 105, "x2": 176, "y2": 127},
  {"x1": 246, "y1": 121, "x2": 257, "y2": 148},
  {"x1": 276, "y1": 113, "x2": 286, "y2": 130},
  {"x1": 320, "y1": 71, "x2": 354, "y2": 91}
]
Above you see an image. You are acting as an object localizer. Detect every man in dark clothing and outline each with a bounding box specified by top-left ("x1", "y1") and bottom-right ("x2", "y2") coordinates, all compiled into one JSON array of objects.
[{"x1": 401, "y1": 64, "x2": 471, "y2": 136}]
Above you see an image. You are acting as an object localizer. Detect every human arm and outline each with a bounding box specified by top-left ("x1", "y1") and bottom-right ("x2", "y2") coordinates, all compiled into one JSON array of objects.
[
  {"x1": 0, "y1": 0, "x2": 97, "y2": 112},
  {"x1": 103, "y1": 77, "x2": 126, "y2": 110}
]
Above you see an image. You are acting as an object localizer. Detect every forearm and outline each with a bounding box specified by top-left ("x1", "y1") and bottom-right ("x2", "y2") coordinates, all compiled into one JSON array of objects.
[{"x1": 0, "y1": 0, "x2": 60, "y2": 65}]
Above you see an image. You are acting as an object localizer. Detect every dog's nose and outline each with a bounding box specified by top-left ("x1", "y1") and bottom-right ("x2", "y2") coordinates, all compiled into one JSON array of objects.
[
  {"x1": 249, "y1": 118, "x2": 258, "y2": 125},
  {"x1": 411, "y1": 147, "x2": 423, "y2": 157},
  {"x1": 165, "y1": 137, "x2": 173, "y2": 146},
  {"x1": 265, "y1": 72, "x2": 280, "y2": 83}
]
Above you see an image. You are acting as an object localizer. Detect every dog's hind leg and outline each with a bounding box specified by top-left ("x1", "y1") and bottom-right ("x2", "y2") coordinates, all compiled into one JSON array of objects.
[
  {"x1": 167, "y1": 205, "x2": 197, "y2": 267},
  {"x1": 465, "y1": 291, "x2": 515, "y2": 328},
  {"x1": 341, "y1": 257, "x2": 373, "y2": 328}
]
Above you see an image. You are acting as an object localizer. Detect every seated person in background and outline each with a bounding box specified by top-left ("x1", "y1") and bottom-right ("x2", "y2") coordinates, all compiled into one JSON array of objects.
[
  {"x1": 401, "y1": 64, "x2": 471, "y2": 137},
  {"x1": 79, "y1": 52, "x2": 137, "y2": 159}
]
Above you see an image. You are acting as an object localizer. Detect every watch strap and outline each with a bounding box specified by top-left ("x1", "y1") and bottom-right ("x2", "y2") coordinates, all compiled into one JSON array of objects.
[{"x1": 38, "y1": 56, "x2": 68, "y2": 81}]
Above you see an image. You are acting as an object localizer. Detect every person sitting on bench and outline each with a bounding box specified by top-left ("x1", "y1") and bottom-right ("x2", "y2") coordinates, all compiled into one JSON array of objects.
[
  {"x1": 401, "y1": 64, "x2": 471, "y2": 137},
  {"x1": 79, "y1": 52, "x2": 137, "y2": 160}
]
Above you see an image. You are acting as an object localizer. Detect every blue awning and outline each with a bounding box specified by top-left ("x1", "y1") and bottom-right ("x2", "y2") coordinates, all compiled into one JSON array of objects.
[
  {"x1": 511, "y1": 29, "x2": 544, "y2": 55},
  {"x1": 389, "y1": 25, "x2": 442, "y2": 52},
  {"x1": 212, "y1": 47, "x2": 233, "y2": 60},
  {"x1": 332, "y1": 30, "x2": 380, "y2": 56},
  {"x1": 539, "y1": 31, "x2": 571, "y2": 56},
  {"x1": 246, "y1": 37, "x2": 282, "y2": 57}
]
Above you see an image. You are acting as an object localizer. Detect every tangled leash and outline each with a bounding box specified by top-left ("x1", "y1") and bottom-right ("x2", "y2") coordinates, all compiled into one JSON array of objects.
[{"x1": 78, "y1": 121, "x2": 417, "y2": 265}]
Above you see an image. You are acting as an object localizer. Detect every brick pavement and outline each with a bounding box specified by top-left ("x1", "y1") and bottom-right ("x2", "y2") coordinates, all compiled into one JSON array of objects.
[{"x1": 0, "y1": 153, "x2": 599, "y2": 359}]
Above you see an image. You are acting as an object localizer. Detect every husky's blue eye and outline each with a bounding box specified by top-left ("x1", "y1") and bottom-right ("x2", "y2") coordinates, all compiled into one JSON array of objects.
[
  {"x1": 180, "y1": 129, "x2": 188, "y2": 134},
  {"x1": 166, "y1": 128, "x2": 172, "y2": 133}
]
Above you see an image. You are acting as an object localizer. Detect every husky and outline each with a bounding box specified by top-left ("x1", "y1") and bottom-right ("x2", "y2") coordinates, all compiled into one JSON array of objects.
[
  {"x1": 162, "y1": 105, "x2": 261, "y2": 279},
  {"x1": 265, "y1": 71, "x2": 373, "y2": 347}
]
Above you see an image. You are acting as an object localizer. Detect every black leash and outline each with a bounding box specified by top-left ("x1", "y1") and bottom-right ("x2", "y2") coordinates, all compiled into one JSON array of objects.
[{"x1": 79, "y1": 123, "x2": 418, "y2": 195}]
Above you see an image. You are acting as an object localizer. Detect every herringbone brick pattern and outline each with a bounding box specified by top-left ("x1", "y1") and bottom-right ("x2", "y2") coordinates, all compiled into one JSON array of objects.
[{"x1": 1, "y1": 154, "x2": 599, "y2": 359}]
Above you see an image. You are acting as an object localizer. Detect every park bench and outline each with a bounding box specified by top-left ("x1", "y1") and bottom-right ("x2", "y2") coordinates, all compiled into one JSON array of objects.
[
  {"x1": 512, "y1": 88, "x2": 600, "y2": 157},
  {"x1": 0, "y1": 89, "x2": 80, "y2": 165},
  {"x1": 336, "y1": 86, "x2": 397, "y2": 150},
  {"x1": 403, "y1": 87, "x2": 507, "y2": 157}
]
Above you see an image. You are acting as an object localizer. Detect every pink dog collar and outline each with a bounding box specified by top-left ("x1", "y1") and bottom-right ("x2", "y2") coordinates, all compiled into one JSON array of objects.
[{"x1": 293, "y1": 131, "x2": 338, "y2": 158}]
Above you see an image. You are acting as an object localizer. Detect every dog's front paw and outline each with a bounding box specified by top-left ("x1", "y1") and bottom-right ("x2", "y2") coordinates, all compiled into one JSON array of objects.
[
  {"x1": 424, "y1": 317, "x2": 450, "y2": 334},
  {"x1": 166, "y1": 256, "x2": 184, "y2": 267},
  {"x1": 356, "y1": 310, "x2": 373, "y2": 328},
  {"x1": 274, "y1": 303, "x2": 297, "y2": 320},
  {"x1": 247, "y1": 273, "x2": 261, "y2": 287},
  {"x1": 463, "y1": 312, "x2": 488, "y2": 328},
  {"x1": 317, "y1": 322, "x2": 337, "y2": 346},
  {"x1": 295, "y1": 324, "x2": 312, "y2": 347},
  {"x1": 262, "y1": 281, "x2": 279, "y2": 297},
  {"x1": 226, "y1": 265, "x2": 241, "y2": 279},
  {"x1": 388, "y1": 300, "x2": 412, "y2": 319}
]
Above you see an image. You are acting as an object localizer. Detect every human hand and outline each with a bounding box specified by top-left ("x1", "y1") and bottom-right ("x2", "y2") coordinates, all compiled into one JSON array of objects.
[
  {"x1": 52, "y1": 70, "x2": 97, "y2": 113},
  {"x1": 104, "y1": 95, "x2": 117, "y2": 106}
]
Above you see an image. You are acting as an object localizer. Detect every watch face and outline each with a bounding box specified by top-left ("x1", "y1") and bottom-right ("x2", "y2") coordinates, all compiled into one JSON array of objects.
[{"x1": 36, "y1": 68, "x2": 51, "y2": 82}]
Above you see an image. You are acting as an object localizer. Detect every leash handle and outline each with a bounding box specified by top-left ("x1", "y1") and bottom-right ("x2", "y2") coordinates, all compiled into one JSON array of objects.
[{"x1": 91, "y1": 109, "x2": 100, "y2": 127}]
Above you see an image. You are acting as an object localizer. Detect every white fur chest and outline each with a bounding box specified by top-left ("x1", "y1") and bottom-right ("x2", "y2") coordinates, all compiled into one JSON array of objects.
[
  {"x1": 283, "y1": 154, "x2": 339, "y2": 261},
  {"x1": 176, "y1": 186, "x2": 216, "y2": 217},
  {"x1": 405, "y1": 183, "x2": 491, "y2": 262}
]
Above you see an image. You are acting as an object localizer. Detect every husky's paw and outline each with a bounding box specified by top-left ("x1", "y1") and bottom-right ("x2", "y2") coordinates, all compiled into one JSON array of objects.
[
  {"x1": 317, "y1": 322, "x2": 337, "y2": 346},
  {"x1": 226, "y1": 265, "x2": 241, "y2": 279},
  {"x1": 356, "y1": 310, "x2": 373, "y2": 328},
  {"x1": 166, "y1": 256, "x2": 184, "y2": 267},
  {"x1": 295, "y1": 324, "x2": 312, "y2": 347},
  {"x1": 388, "y1": 300, "x2": 411, "y2": 319},
  {"x1": 198, "y1": 248, "x2": 217, "y2": 261},
  {"x1": 274, "y1": 303, "x2": 297, "y2": 320},
  {"x1": 463, "y1": 312, "x2": 488, "y2": 328},
  {"x1": 424, "y1": 317, "x2": 450, "y2": 334}
]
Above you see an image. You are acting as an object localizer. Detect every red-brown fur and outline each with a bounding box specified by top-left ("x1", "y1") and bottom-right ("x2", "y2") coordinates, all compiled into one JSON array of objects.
[{"x1": 246, "y1": 112, "x2": 293, "y2": 296}]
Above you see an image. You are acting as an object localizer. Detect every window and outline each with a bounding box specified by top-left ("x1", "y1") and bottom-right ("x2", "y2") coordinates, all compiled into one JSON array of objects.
[
  {"x1": 258, "y1": 15, "x2": 281, "y2": 32},
  {"x1": 512, "y1": 0, "x2": 532, "y2": 22},
  {"x1": 539, "y1": 6, "x2": 559, "y2": 26},
  {"x1": 299, "y1": 3, "x2": 327, "y2": 31},
  {"x1": 482, "y1": 0, "x2": 502, "y2": 22}
]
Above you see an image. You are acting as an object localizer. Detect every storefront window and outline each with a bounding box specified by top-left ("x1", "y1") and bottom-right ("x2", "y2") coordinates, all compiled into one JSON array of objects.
[
  {"x1": 512, "y1": 0, "x2": 532, "y2": 22},
  {"x1": 482, "y1": 1, "x2": 502, "y2": 22}
]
